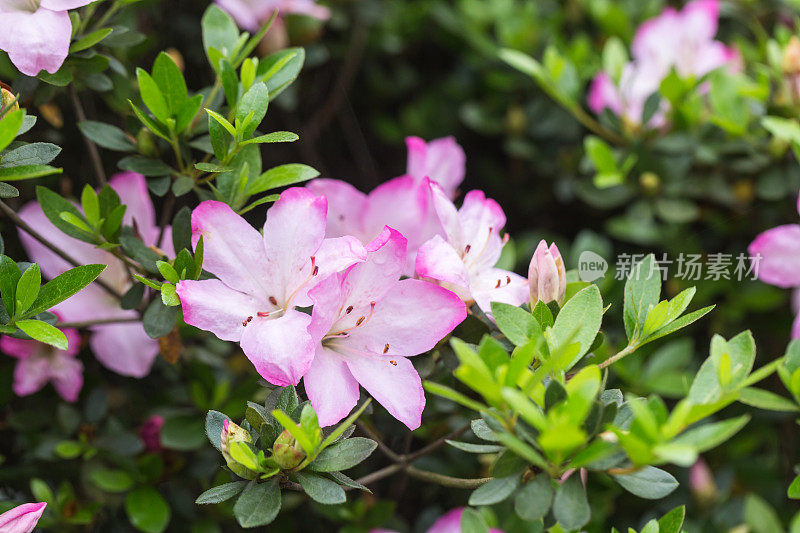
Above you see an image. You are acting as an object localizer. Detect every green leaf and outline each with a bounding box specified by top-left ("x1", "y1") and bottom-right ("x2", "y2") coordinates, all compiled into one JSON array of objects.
[
  {"x1": 531, "y1": 300, "x2": 554, "y2": 329},
  {"x1": 242, "y1": 131, "x2": 299, "y2": 145},
  {"x1": 514, "y1": 473, "x2": 553, "y2": 521},
  {"x1": 318, "y1": 399, "x2": 371, "y2": 450},
  {"x1": 671, "y1": 415, "x2": 750, "y2": 452},
  {"x1": 24, "y1": 264, "x2": 106, "y2": 319},
  {"x1": 129, "y1": 100, "x2": 171, "y2": 142},
  {"x1": 245, "y1": 163, "x2": 318, "y2": 195},
  {"x1": 0, "y1": 142, "x2": 61, "y2": 167},
  {"x1": 0, "y1": 254, "x2": 21, "y2": 315},
  {"x1": 202, "y1": 5, "x2": 240, "y2": 63},
  {"x1": 613, "y1": 466, "x2": 678, "y2": 499},
  {"x1": 658, "y1": 506, "x2": 686, "y2": 533},
  {"x1": 623, "y1": 254, "x2": 661, "y2": 341},
  {"x1": 553, "y1": 475, "x2": 590, "y2": 530},
  {"x1": 295, "y1": 472, "x2": 346, "y2": 504},
  {"x1": 206, "y1": 108, "x2": 236, "y2": 137},
  {"x1": 271, "y1": 409, "x2": 314, "y2": 455},
  {"x1": 152, "y1": 52, "x2": 188, "y2": 114},
  {"x1": 460, "y1": 508, "x2": 490, "y2": 533},
  {"x1": 196, "y1": 481, "x2": 248, "y2": 504},
  {"x1": 309, "y1": 437, "x2": 377, "y2": 472},
  {"x1": 738, "y1": 387, "x2": 799, "y2": 412},
  {"x1": 78, "y1": 121, "x2": 136, "y2": 152},
  {"x1": 744, "y1": 494, "x2": 784, "y2": 533},
  {"x1": 69, "y1": 27, "x2": 114, "y2": 53},
  {"x1": 142, "y1": 298, "x2": 177, "y2": 338},
  {"x1": 491, "y1": 302, "x2": 540, "y2": 346},
  {"x1": 789, "y1": 474, "x2": 800, "y2": 499},
  {"x1": 160, "y1": 415, "x2": 206, "y2": 451},
  {"x1": 17, "y1": 319, "x2": 68, "y2": 350},
  {"x1": 445, "y1": 440, "x2": 504, "y2": 454},
  {"x1": 136, "y1": 68, "x2": 170, "y2": 123},
  {"x1": 125, "y1": 487, "x2": 171, "y2": 533},
  {"x1": 236, "y1": 82, "x2": 269, "y2": 138},
  {"x1": 469, "y1": 474, "x2": 520, "y2": 505},
  {"x1": 548, "y1": 284, "x2": 603, "y2": 369},
  {"x1": 423, "y1": 381, "x2": 489, "y2": 413},
  {"x1": 232, "y1": 480, "x2": 281, "y2": 528},
  {"x1": 0, "y1": 109, "x2": 23, "y2": 152},
  {"x1": 258, "y1": 47, "x2": 305, "y2": 100},
  {"x1": 90, "y1": 469, "x2": 134, "y2": 493},
  {"x1": 0, "y1": 165, "x2": 62, "y2": 181},
  {"x1": 15, "y1": 263, "x2": 40, "y2": 316},
  {"x1": 205, "y1": 410, "x2": 231, "y2": 452},
  {"x1": 689, "y1": 331, "x2": 756, "y2": 404}
]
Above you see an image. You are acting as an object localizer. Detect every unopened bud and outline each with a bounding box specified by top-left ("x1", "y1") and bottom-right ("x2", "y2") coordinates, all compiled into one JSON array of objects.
[
  {"x1": 528, "y1": 240, "x2": 566, "y2": 305},
  {"x1": 220, "y1": 419, "x2": 256, "y2": 478},
  {"x1": 784, "y1": 36, "x2": 800, "y2": 74},
  {"x1": 272, "y1": 429, "x2": 305, "y2": 469},
  {"x1": 1, "y1": 82, "x2": 19, "y2": 115},
  {"x1": 689, "y1": 458, "x2": 717, "y2": 506},
  {"x1": 165, "y1": 48, "x2": 185, "y2": 72}
]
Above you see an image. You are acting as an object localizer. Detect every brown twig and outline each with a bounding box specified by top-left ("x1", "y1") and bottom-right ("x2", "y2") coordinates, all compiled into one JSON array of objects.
[
  {"x1": 56, "y1": 317, "x2": 140, "y2": 328},
  {"x1": 69, "y1": 86, "x2": 107, "y2": 186}
]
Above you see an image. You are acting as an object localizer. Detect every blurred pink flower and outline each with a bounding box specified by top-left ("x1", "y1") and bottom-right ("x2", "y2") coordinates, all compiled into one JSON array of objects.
[
  {"x1": 140, "y1": 415, "x2": 165, "y2": 453},
  {"x1": 371, "y1": 508, "x2": 503, "y2": 533},
  {"x1": 416, "y1": 183, "x2": 527, "y2": 314},
  {"x1": 748, "y1": 191, "x2": 800, "y2": 338},
  {"x1": 689, "y1": 457, "x2": 718, "y2": 504},
  {"x1": 177, "y1": 188, "x2": 366, "y2": 386},
  {"x1": 0, "y1": 0, "x2": 92, "y2": 76},
  {"x1": 18, "y1": 172, "x2": 169, "y2": 378},
  {"x1": 307, "y1": 136, "x2": 466, "y2": 274},
  {"x1": 588, "y1": 0, "x2": 739, "y2": 127},
  {"x1": 0, "y1": 502, "x2": 46, "y2": 533},
  {"x1": 216, "y1": 0, "x2": 330, "y2": 32},
  {"x1": 304, "y1": 227, "x2": 466, "y2": 429},
  {"x1": 1, "y1": 327, "x2": 82, "y2": 402},
  {"x1": 528, "y1": 240, "x2": 566, "y2": 305}
]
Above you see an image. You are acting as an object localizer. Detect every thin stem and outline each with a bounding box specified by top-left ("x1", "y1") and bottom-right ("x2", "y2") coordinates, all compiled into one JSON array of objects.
[
  {"x1": 404, "y1": 466, "x2": 491, "y2": 489},
  {"x1": 0, "y1": 200, "x2": 122, "y2": 300},
  {"x1": 598, "y1": 342, "x2": 639, "y2": 370},
  {"x1": 69, "y1": 86, "x2": 107, "y2": 186},
  {"x1": 56, "y1": 317, "x2": 139, "y2": 328},
  {"x1": 356, "y1": 421, "x2": 402, "y2": 462}
]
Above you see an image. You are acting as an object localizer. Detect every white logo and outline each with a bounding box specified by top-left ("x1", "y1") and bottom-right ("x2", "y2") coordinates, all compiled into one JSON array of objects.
[{"x1": 578, "y1": 251, "x2": 608, "y2": 282}]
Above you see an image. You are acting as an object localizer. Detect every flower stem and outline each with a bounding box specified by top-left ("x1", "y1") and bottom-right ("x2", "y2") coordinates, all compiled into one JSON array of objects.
[
  {"x1": 598, "y1": 342, "x2": 639, "y2": 369},
  {"x1": 69, "y1": 86, "x2": 107, "y2": 186}
]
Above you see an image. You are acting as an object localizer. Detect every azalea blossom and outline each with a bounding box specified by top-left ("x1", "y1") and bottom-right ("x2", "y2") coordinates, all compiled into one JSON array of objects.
[
  {"x1": 18, "y1": 172, "x2": 169, "y2": 378},
  {"x1": 140, "y1": 415, "x2": 165, "y2": 453},
  {"x1": 528, "y1": 240, "x2": 567, "y2": 305},
  {"x1": 0, "y1": 0, "x2": 92, "y2": 76},
  {"x1": 307, "y1": 136, "x2": 466, "y2": 273},
  {"x1": 303, "y1": 227, "x2": 466, "y2": 429},
  {"x1": 406, "y1": 136, "x2": 465, "y2": 199},
  {"x1": 415, "y1": 183, "x2": 528, "y2": 314},
  {"x1": 216, "y1": 0, "x2": 330, "y2": 32},
  {"x1": 748, "y1": 191, "x2": 800, "y2": 338},
  {"x1": 0, "y1": 502, "x2": 46, "y2": 533},
  {"x1": 588, "y1": 0, "x2": 739, "y2": 127},
  {"x1": 371, "y1": 508, "x2": 503, "y2": 533},
  {"x1": 177, "y1": 188, "x2": 366, "y2": 386},
  {"x1": 1, "y1": 326, "x2": 83, "y2": 402}
]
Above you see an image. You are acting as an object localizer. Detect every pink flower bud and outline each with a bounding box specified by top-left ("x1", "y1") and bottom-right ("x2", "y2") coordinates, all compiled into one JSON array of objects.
[
  {"x1": 528, "y1": 240, "x2": 566, "y2": 305},
  {"x1": 139, "y1": 415, "x2": 165, "y2": 453},
  {"x1": 0, "y1": 502, "x2": 46, "y2": 533},
  {"x1": 689, "y1": 458, "x2": 717, "y2": 505}
]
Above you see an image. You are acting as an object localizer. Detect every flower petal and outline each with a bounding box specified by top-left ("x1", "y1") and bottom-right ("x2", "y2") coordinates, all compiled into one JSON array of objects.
[
  {"x1": 415, "y1": 234, "x2": 470, "y2": 288},
  {"x1": 191, "y1": 200, "x2": 270, "y2": 298},
  {"x1": 262, "y1": 187, "x2": 327, "y2": 305},
  {"x1": 215, "y1": 0, "x2": 262, "y2": 31},
  {"x1": 0, "y1": 336, "x2": 35, "y2": 359},
  {"x1": 0, "y1": 502, "x2": 47, "y2": 533},
  {"x1": 406, "y1": 136, "x2": 465, "y2": 198},
  {"x1": 748, "y1": 224, "x2": 800, "y2": 288},
  {"x1": 345, "y1": 354, "x2": 424, "y2": 430},
  {"x1": 177, "y1": 279, "x2": 261, "y2": 342},
  {"x1": 305, "y1": 178, "x2": 368, "y2": 239},
  {"x1": 12, "y1": 355, "x2": 50, "y2": 397},
  {"x1": 109, "y1": 171, "x2": 159, "y2": 246},
  {"x1": 363, "y1": 176, "x2": 437, "y2": 253},
  {"x1": 293, "y1": 235, "x2": 367, "y2": 307},
  {"x1": 429, "y1": 182, "x2": 462, "y2": 245},
  {"x1": 588, "y1": 72, "x2": 622, "y2": 115},
  {"x1": 303, "y1": 346, "x2": 360, "y2": 427},
  {"x1": 471, "y1": 268, "x2": 529, "y2": 314},
  {"x1": 345, "y1": 278, "x2": 466, "y2": 357},
  {"x1": 39, "y1": 0, "x2": 94, "y2": 9},
  {"x1": 50, "y1": 353, "x2": 83, "y2": 402},
  {"x1": 239, "y1": 310, "x2": 315, "y2": 386},
  {"x1": 0, "y1": 8, "x2": 71, "y2": 76},
  {"x1": 89, "y1": 322, "x2": 159, "y2": 378}
]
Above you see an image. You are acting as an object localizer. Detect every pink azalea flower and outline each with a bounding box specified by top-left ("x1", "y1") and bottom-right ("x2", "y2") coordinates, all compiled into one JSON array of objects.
[
  {"x1": 0, "y1": 502, "x2": 46, "y2": 533},
  {"x1": 303, "y1": 227, "x2": 466, "y2": 429},
  {"x1": 748, "y1": 191, "x2": 800, "y2": 339},
  {"x1": 0, "y1": 0, "x2": 92, "y2": 77},
  {"x1": 588, "y1": 0, "x2": 739, "y2": 127},
  {"x1": 406, "y1": 136, "x2": 466, "y2": 199},
  {"x1": 139, "y1": 415, "x2": 165, "y2": 453},
  {"x1": 370, "y1": 508, "x2": 503, "y2": 533},
  {"x1": 176, "y1": 188, "x2": 366, "y2": 386},
  {"x1": 18, "y1": 172, "x2": 169, "y2": 378},
  {"x1": 1, "y1": 327, "x2": 83, "y2": 402},
  {"x1": 415, "y1": 183, "x2": 528, "y2": 314},
  {"x1": 528, "y1": 240, "x2": 567, "y2": 305},
  {"x1": 216, "y1": 0, "x2": 330, "y2": 32},
  {"x1": 307, "y1": 136, "x2": 466, "y2": 273}
]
